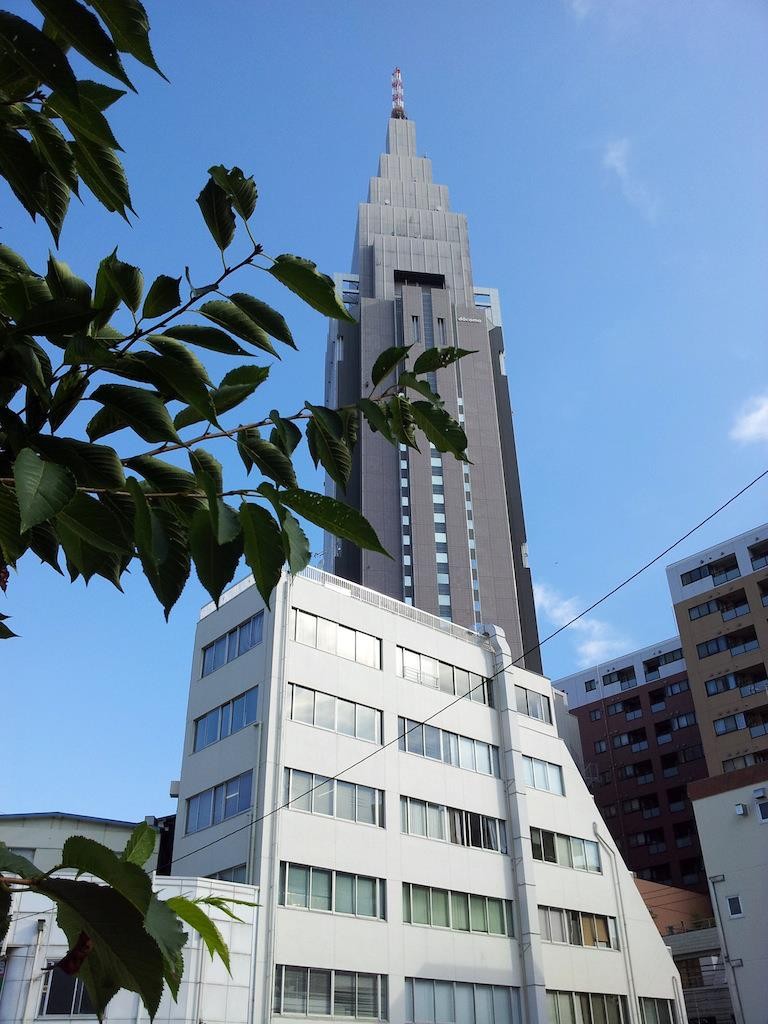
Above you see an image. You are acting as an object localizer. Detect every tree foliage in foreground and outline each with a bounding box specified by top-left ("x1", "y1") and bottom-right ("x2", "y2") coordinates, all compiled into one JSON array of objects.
[{"x1": 0, "y1": 1, "x2": 471, "y2": 1018}]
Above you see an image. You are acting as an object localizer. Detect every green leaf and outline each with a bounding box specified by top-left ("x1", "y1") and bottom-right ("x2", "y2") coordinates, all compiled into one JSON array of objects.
[
  {"x1": 165, "y1": 895, "x2": 230, "y2": 972},
  {"x1": 189, "y1": 506, "x2": 241, "y2": 606},
  {"x1": 49, "y1": 367, "x2": 88, "y2": 430},
  {"x1": 208, "y1": 165, "x2": 257, "y2": 220},
  {"x1": 163, "y1": 324, "x2": 249, "y2": 356},
  {"x1": 236, "y1": 427, "x2": 296, "y2": 487},
  {"x1": 409, "y1": 400, "x2": 468, "y2": 460},
  {"x1": 0, "y1": 841, "x2": 40, "y2": 878},
  {"x1": 142, "y1": 275, "x2": 181, "y2": 318},
  {"x1": 88, "y1": 0, "x2": 166, "y2": 79},
  {"x1": 124, "y1": 455, "x2": 198, "y2": 494},
  {"x1": 89, "y1": 384, "x2": 180, "y2": 443},
  {"x1": 229, "y1": 292, "x2": 296, "y2": 349},
  {"x1": 92, "y1": 252, "x2": 121, "y2": 328},
  {"x1": 121, "y1": 821, "x2": 156, "y2": 866},
  {"x1": 412, "y1": 346, "x2": 475, "y2": 374},
  {"x1": 281, "y1": 508, "x2": 311, "y2": 575},
  {"x1": 0, "y1": 125, "x2": 46, "y2": 221},
  {"x1": 23, "y1": 108, "x2": 78, "y2": 191},
  {"x1": 268, "y1": 254, "x2": 355, "y2": 322},
  {"x1": 396, "y1": 370, "x2": 443, "y2": 405},
  {"x1": 35, "y1": 435, "x2": 125, "y2": 488},
  {"x1": 0, "y1": 483, "x2": 25, "y2": 565},
  {"x1": 388, "y1": 395, "x2": 418, "y2": 448},
  {"x1": 199, "y1": 300, "x2": 277, "y2": 356},
  {"x1": 103, "y1": 250, "x2": 143, "y2": 313},
  {"x1": 269, "y1": 410, "x2": 302, "y2": 455},
  {"x1": 304, "y1": 402, "x2": 343, "y2": 439},
  {"x1": 14, "y1": 297, "x2": 95, "y2": 337},
  {"x1": 239, "y1": 501, "x2": 284, "y2": 608},
  {"x1": 32, "y1": 0, "x2": 135, "y2": 90},
  {"x1": 78, "y1": 78, "x2": 126, "y2": 109},
  {"x1": 196, "y1": 177, "x2": 235, "y2": 251},
  {"x1": 279, "y1": 489, "x2": 389, "y2": 556},
  {"x1": 27, "y1": 520, "x2": 62, "y2": 573},
  {"x1": 357, "y1": 397, "x2": 394, "y2": 442},
  {"x1": 189, "y1": 447, "x2": 222, "y2": 491},
  {"x1": 173, "y1": 367, "x2": 269, "y2": 430},
  {"x1": 0, "y1": 245, "x2": 33, "y2": 277},
  {"x1": 0, "y1": 883, "x2": 10, "y2": 941},
  {"x1": 61, "y1": 836, "x2": 152, "y2": 911},
  {"x1": 36, "y1": 877, "x2": 165, "y2": 1020},
  {"x1": 13, "y1": 448, "x2": 76, "y2": 532},
  {"x1": 371, "y1": 345, "x2": 411, "y2": 387},
  {"x1": 46, "y1": 87, "x2": 122, "y2": 150},
  {"x1": 306, "y1": 418, "x2": 351, "y2": 489},
  {"x1": 0, "y1": 621, "x2": 18, "y2": 640},
  {"x1": 0, "y1": 12, "x2": 80, "y2": 104},
  {"x1": 55, "y1": 516, "x2": 124, "y2": 587},
  {"x1": 134, "y1": 351, "x2": 217, "y2": 427},
  {"x1": 143, "y1": 896, "x2": 187, "y2": 999},
  {"x1": 71, "y1": 137, "x2": 133, "y2": 218},
  {"x1": 46, "y1": 255, "x2": 91, "y2": 304},
  {"x1": 57, "y1": 490, "x2": 132, "y2": 555},
  {"x1": 129, "y1": 483, "x2": 191, "y2": 619}
]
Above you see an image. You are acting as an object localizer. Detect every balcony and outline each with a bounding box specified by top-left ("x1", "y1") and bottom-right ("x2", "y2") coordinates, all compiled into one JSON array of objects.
[{"x1": 749, "y1": 541, "x2": 768, "y2": 570}]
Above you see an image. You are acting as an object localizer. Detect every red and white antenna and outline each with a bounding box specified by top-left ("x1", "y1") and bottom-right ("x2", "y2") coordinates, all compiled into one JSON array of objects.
[{"x1": 391, "y1": 67, "x2": 406, "y2": 119}]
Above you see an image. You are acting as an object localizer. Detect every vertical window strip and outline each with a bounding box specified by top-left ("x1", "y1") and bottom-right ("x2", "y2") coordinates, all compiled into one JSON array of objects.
[
  {"x1": 284, "y1": 768, "x2": 385, "y2": 828},
  {"x1": 289, "y1": 683, "x2": 382, "y2": 744},
  {"x1": 398, "y1": 716, "x2": 500, "y2": 776}
]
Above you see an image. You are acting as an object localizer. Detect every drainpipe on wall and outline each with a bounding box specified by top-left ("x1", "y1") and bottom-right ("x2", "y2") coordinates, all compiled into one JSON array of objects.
[
  {"x1": 707, "y1": 876, "x2": 746, "y2": 1024},
  {"x1": 20, "y1": 916, "x2": 46, "y2": 1024}
]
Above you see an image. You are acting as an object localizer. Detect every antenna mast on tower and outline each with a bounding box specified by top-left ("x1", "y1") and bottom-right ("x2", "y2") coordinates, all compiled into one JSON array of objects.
[{"x1": 391, "y1": 67, "x2": 406, "y2": 119}]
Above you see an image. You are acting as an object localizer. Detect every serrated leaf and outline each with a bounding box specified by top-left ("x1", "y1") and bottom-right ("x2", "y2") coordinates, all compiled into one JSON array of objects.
[
  {"x1": 173, "y1": 367, "x2": 269, "y2": 430},
  {"x1": 123, "y1": 455, "x2": 198, "y2": 494},
  {"x1": 49, "y1": 368, "x2": 88, "y2": 430},
  {"x1": 142, "y1": 275, "x2": 181, "y2": 318},
  {"x1": 46, "y1": 87, "x2": 122, "y2": 150},
  {"x1": 207, "y1": 165, "x2": 257, "y2": 220},
  {"x1": 371, "y1": 345, "x2": 411, "y2": 387},
  {"x1": 60, "y1": 836, "x2": 152, "y2": 911},
  {"x1": 71, "y1": 137, "x2": 133, "y2": 218},
  {"x1": 239, "y1": 501, "x2": 283, "y2": 608},
  {"x1": 236, "y1": 429, "x2": 296, "y2": 487},
  {"x1": 196, "y1": 177, "x2": 235, "y2": 251},
  {"x1": 279, "y1": 489, "x2": 389, "y2": 556},
  {"x1": 0, "y1": 125, "x2": 45, "y2": 223},
  {"x1": 35, "y1": 435, "x2": 125, "y2": 488},
  {"x1": 89, "y1": 383, "x2": 179, "y2": 443},
  {"x1": 268, "y1": 254, "x2": 354, "y2": 322},
  {"x1": 56, "y1": 490, "x2": 131, "y2": 555},
  {"x1": 23, "y1": 107, "x2": 78, "y2": 191},
  {"x1": 163, "y1": 324, "x2": 249, "y2": 355},
  {"x1": 46, "y1": 255, "x2": 91, "y2": 303},
  {"x1": 78, "y1": 78, "x2": 125, "y2": 109},
  {"x1": 0, "y1": 13, "x2": 80, "y2": 104},
  {"x1": 27, "y1": 520, "x2": 62, "y2": 573},
  {"x1": 409, "y1": 400, "x2": 468, "y2": 460},
  {"x1": 55, "y1": 515, "x2": 124, "y2": 587},
  {"x1": 269, "y1": 410, "x2": 302, "y2": 455},
  {"x1": 32, "y1": 0, "x2": 136, "y2": 90},
  {"x1": 0, "y1": 841, "x2": 40, "y2": 878},
  {"x1": 0, "y1": 622, "x2": 18, "y2": 640},
  {"x1": 13, "y1": 448, "x2": 76, "y2": 531},
  {"x1": 397, "y1": 370, "x2": 443, "y2": 405},
  {"x1": 0, "y1": 244, "x2": 34, "y2": 277},
  {"x1": 133, "y1": 351, "x2": 217, "y2": 426},
  {"x1": 229, "y1": 292, "x2": 295, "y2": 349},
  {"x1": 304, "y1": 402, "x2": 343, "y2": 439},
  {"x1": 281, "y1": 508, "x2": 310, "y2": 575},
  {"x1": 14, "y1": 297, "x2": 95, "y2": 337},
  {"x1": 357, "y1": 397, "x2": 394, "y2": 442},
  {"x1": 92, "y1": 251, "x2": 121, "y2": 328},
  {"x1": 165, "y1": 895, "x2": 230, "y2": 972},
  {"x1": 388, "y1": 395, "x2": 418, "y2": 448},
  {"x1": 189, "y1": 506, "x2": 241, "y2": 606},
  {"x1": 0, "y1": 483, "x2": 25, "y2": 565},
  {"x1": 199, "y1": 300, "x2": 276, "y2": 356},
  {"x1": 306, "y1": 418, "x2": 351, "y2": 489},
  {"x1": 103, "y1": 250, "x2": 143, "y2": 313},
  {"x1": 129, "y1": 483, "x2": 191, "y2": 619},
  {"x1": 88, "y1": 0, "x2": 166, "y2": 79},
  {"x1": 412, "y1": 346, "x2": 475, "y2": 374}
]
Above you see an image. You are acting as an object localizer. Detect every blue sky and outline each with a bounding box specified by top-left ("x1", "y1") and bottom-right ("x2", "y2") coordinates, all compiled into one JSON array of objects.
[{"x1": 2, "y1": 0, "x2": 767, "y2": 820}]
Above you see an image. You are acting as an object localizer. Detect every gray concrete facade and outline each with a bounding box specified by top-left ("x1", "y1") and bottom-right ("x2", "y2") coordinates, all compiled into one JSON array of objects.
[{"x1": 325, "y1": 115, "x2": 541, "y2": 672}]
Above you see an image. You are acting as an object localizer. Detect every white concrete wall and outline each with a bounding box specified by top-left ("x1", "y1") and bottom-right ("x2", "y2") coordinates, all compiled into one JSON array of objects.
[{"x1": 0, "y1": 815, "x2": 145, "y2": 874}]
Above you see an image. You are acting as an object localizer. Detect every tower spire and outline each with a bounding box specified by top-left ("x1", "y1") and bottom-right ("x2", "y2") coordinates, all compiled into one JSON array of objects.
[{"x1": 391, "y1": 67, "x2": 406, "y2": 119}]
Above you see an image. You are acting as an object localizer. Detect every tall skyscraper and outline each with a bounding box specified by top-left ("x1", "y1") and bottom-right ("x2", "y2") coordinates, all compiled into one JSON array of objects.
[{"x1": 324, "y1": 76, "x2": 541, "y2": 672}]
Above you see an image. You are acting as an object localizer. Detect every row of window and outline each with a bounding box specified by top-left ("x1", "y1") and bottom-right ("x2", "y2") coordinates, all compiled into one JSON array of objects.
[
  {"x1": 273, "y1": 966, "x2": 387, "y2": 1019},
  {"x1": 284, "y1": 768, "x2": 386, "y2": 827},
  {"x1": 522, "y1": 755, "x2": 565, "y2": 794},
  {"x1": 681, "y1": 557, "x2": 740, "y2": 587},
  {"x1": 643, "y1": 648, "x2": 684, "y2": 680},
  {"x1": 201, "y1": 611, "x2": 263, "y2": 676},
  {"x1": 538, "y1": 905, "x2": 619, "y2": 950},
  {"x1": 193, "y1": 687, "x2": 258, "y2": 751},
  {"x1": 402, "y1": 882, "x2": 513, "y2": 936},
  {"x1": 396, "y1": 646, "x2": 493, "y2": 705},
  {"x1": 531, "y1": 827, "x2": 602, "y2": 873},
  {"x1": 697, "y1": 629, "x2": 759, "y2": 660},
  {"x1": 400, "y1": 795, "x2": 509, "y2": 853},
  {"x1": 293, "y1": 609, "x2": 382, "y2": 669},
  {"x1": 289, "y1": 683, "x2": 382, "y2": 744},
  {"x1": 705, "y1": 669, "x2": 767, "y2": 698},
  {"x1": 186, "y1": 770, "x2": 253, "y2": 833},
  {"x1": 515, "y1": 685, "x2": 553, "y2": 723},
  {"x1": 689, "y1": 595, "x2": 750, "y2": 622},
  {"x1": 279, "y1": 862, "x2": 386, "y2": 919},
  {"x1": 546, "y1": 991, "x2": 631, "y2": 1024},
  {"x1": 405, "y1": 978, "x2": 519, "y2": 1024},
  {"x1": 397, "y1": 717, "x2": 500, "y2": 776}
]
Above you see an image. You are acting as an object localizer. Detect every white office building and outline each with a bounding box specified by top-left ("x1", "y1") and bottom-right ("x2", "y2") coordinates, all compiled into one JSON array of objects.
[{"x1": 169, "y1": 566, "x2": 685, "y2": 1024}]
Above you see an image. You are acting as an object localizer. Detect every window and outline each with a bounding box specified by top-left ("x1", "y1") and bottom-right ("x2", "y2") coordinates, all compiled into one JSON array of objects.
[
  {"x1": 726, "y1": 895, "x2": 743, "y2": 918},
  {"x1": 697, "y1": 637, "x2": 727, "y2": 659},
  {"x1": 665, "y1": 678, "x2": 689, "y2": 696},
  {"x1": 280, "y1": 862, "x2": 386, "y2": 919},
  {"x1": 546, "y1": 991, "x2": 630, "y2": 1024},
  {"x1": 639, "y1": 998, "x2": 677, "y2": 1024},
  {"x1": 292, "y1": 609, "x2": 381, "y2": 668},
  {"x1": 601, "y1": 668, "x2": 636, "y2": 689},
  {"x1": 404, "y1": 978, "x2": 519, "y2": 1024},
  {"x1": 290, "y1": 684, "x2": 382, "y2": 744},
  {"x1": 713, "y1": 713, "x2": 746, "y2": 736},
  {"x1": 273, "y1": 966, "x2": 388, "y2": 1019},
  {"x1": 539, "y1": 906, "x2": 619, "y2": 950},
  {"x1": 522, "y1": 755, "x2": 565, "y2": 795},
  {"x1": 515, "y1": 685, "x2": 553, "y2": 724},
  {"x1": 681, "y1": 556, "x2": 739, "y2": 587},
  {"x1": 643, "y1": 649, "x2": 684, "y2": 679},
  {"x1": 689, "y1": 598, "x2": 719, "y2": 621},
  {"x1": 757, "y1": 799, "x2": 768, "y2": 822},
  {"x1": 396, "y1": 646, "x2": 493, "y2": 704},
  {"x1": 594, "y1": 740, "x2": 607, "y2": 754},
  {"x1": 402, "y1": 883, "x2": 513, "y2": 936},
  {"x1": 400, "y1": 796, "x2": 507, "y2": 853},
  {"x1": 185, "y1": 770, "x2": 253, "y2": 833},
  {"x1": 676, "y1": 954, "x2": 726, "y2": 988},
  {"x1": 193, "y1": 687, "x2": 258, "y2": 751},
  {"x1": 284, "y1": 769, "x2": 385, "y2": 828},
  {"x1": 589, "y1": 708, "x2": 603, "y2": 722},
  {"x1": 530, "y1": 827, "x2": 601, "y2": 873},
  {"x1": 201, "y1": 611, "x2": 263, "y2": 676},
  {"x1": 40, "y1": 963, "x2": 96, "y2": 1016},
  {"x1": 209, "y1": 864, "x2": 247, "y2": 882},
  {"x1": 398, "y1": 717, "x2": 500, "y2": 776},
  {"x1": 584, "y1": 679, "x2": 597, "y2": 692}
]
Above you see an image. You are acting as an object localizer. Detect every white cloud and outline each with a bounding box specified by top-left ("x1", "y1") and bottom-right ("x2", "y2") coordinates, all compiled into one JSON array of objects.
[
  {"x1": 563, "y1": 0, "x2": 593, "y2": 17},
  {"x1": 730, "y1": 395, "x2": 768, "y2": 444},
  {"x1": 602, "y1": 137, "x2": 659, "y2": 222},
  {"x1": 534, "y1": 581, "x2": 631, "y2": 668}
]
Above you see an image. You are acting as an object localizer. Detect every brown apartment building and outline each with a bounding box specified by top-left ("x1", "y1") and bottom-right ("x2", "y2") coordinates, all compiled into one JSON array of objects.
[
  {"x1": 666, "y1": 522, "x2": 768, "y2": 778},
  {"x1": 554, "y1": 638, "x2": 708, "y2": 891}
]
